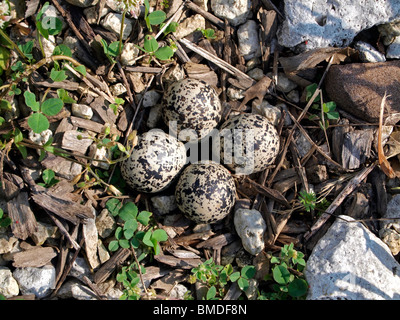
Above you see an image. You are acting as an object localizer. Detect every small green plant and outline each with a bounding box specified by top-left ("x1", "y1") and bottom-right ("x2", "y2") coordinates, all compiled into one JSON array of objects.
[
  {"x1": 198, "y1": 28, "x2": 216, "y2": 40},
  {"x1": 143, "y1": 0, "x2": 166, "y2": 32},
  {"x1": 24, "y1": 90, "x2": 64, "y2": 134},
  {"x1": 266, "y1": 243, "x2": 308, "y2": 299},
  {"x1": 100, "y1": 39, "x2": 122, "y2": 64},
  {"x1": 116, "y1": 254, "x2": 147, "y2": 300},
  {"x1": 305, "y1": 83, "x2": 339, "y2": 129},
  {"x1": 135, "y1": 34, "x2": 174, "y2": 62},
  {"x1": 38, "y1": 169, "x2": 59, "y2": 188},
  {"x1": 107, "y1": 199, "x2": 168, "y2": 255},
  {"x1": 0, "y1": 208, "x2": 11, "y2": 228},
  {"x1": 298, "y1": 190, "x2": 317, "y2": 212},
  {"x1": 189, "y1": 258, "x2": 256, "y2": 300}
]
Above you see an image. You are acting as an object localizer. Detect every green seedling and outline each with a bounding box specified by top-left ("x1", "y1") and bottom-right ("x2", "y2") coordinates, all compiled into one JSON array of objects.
[
  {"x1": 298, "y1": 190, "x2": 317, "y2": 212},
  {"x1": 24, "y1": 91, "x2": 64, "y2": 134},
  {"x1": 0, "y1": 208, "x2": 11, "y2": 228},
  {"x1": 267, "y1": 243, "x2": 308, "y2": 299},
  {"x1": 135, "y1": 34, "x2": 174, "y2": 62},
  {"x1": 198, "y1": 28, "x2": 216, "y2": 40},
  {"x1": 189, "y1": 258, "x2": 256, "y2": 300},
  {"x1": 100, "y1": 39, "x2": 122, "y2": 64},
  {"x1": 107, "y1": 200, "x2": 168, "y2": 255},
  {"x1": 38, "y1": 169, "x2": 59, "y2": 188},
  {"x1": 144, "y1": 0, "x2": 166, "y2": 32}
]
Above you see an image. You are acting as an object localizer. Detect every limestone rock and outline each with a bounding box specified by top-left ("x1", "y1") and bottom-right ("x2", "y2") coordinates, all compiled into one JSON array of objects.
[
  {"x1": 13, "y1": 265, "x2": 56, "y2": 299},
  {"x1": 234, "y1": 208, "x2": 266, "y2": 256},
  {"x1": 0, "y1": 267, "x2": 19, "y2": 298},
  {"x1": 237, "y1": 20, "x2": 261, "y2": 61},
  {"x1": 277, "y1": 0, "x2": 400, "y2": 51},
  {"x1": 101, "y1": 13, "x2": 133, "y2": 40},
  {"x1": 65, "y1": 0, "x2": 98, "y2": 7},
  {"x1": 210, "y1": 0, "x2": 251, "y2": 27},
  {"x1": 174, "y1": 14, "x2": 206, "y2": 40},
  {"x1": 305, "y1": 215, "x2": 400, "y2": 300},
  {"x1": 325, "y1": 60, "x2": 400, "y2": 123}
]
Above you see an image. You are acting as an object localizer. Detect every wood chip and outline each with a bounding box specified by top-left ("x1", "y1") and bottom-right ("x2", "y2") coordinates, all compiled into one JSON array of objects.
[
  {"x1": 93, "y1": 248, "x2": 131, "y2": 284},
  {"x1": 61, "y1": 130, "x2": 93, "y2": 154},
  {"x1": 196, "y1": 233, "x2": 236, "y2": 249},
  {"x1": 12, "y1": 246, "x2": 57, "y2": 268},
  {"x1": 154, "y1": 254, "x2": 202, "y2": 269},
  {"x1": 7, "y1": 192, "x2": 38, "y2": 240}
]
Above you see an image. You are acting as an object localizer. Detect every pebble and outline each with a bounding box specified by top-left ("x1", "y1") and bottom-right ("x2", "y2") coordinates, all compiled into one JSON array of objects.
[
  {"x1": 306, "y1": 215, "x2": 400, "y2": 300},
  {"x1": 101, "y1": 12, "x2": 134, "y2": 40},
  {"x1": 146, "y1": 104, "x2": 163, "y2": 129},
  {"x1": 30, "y1": 221, "x2": 58, "y2": 246},
  {"x1": 84, "y1": 5, "x2": 109, "y2": 25},
  {"x1": 251, "y1": 100, "x2": 281, "y2": 127},
  {"x1": 57, "y1": 279, "x2": 97, "y2": 300},
  {"x1": 354, "y1": 41, "x2": 386, "y2": 63},
  {"x1": 174, "y1": 14, "x2": 206, "y2": 40},
  {"x1": 211, "y1": 0, "x2": 251, "y2": 27},
  {"x1": 13, "y1": 265, "x2": 56, "y2": 299},
  {"x1": 163, "y1": 64, "x2": 185, "y2": 87},
  {"x1": 386, "y1": 37, "x2": 400, "y2": 59},
  {"x1": 110, "y1": 83, "x2": 127, "y2": 96},
  {"x1": 234, "y1": 208, "x2": 266, "y2": 256},
  {"x1": 0, "y1": 233, "x2": 19, "y2": 255},
  {"x1": 89, "y1": 145, "x2": 110, "y2": 170},
  {"x1": 95, "y1": 208, "x2": 116, "y2": 239},
  {"x1": 150, "y1": 195, "x2": 178, "y2": 215},
  {"x1": 379, "y1": 194, "x2": 400, "y2": 256},
  {"x1": 65, "y1": 0, "x2": 99, "y2": 7},
  {"x1": 120, "y1": 42, "x2": 139, "y2": 66},
  {"x1": 0, "y1": 266, "x2": 19, "y2": 298},
  {"x1": 71, "y1": 103, "x2": 93, "y2": 120},
  {"x1": 247, "y1": 68, "x2": 264, "y2": 81},
  {"x1": 142, "y1": 90, "x2": 162, "y2": 108},
  {"x1": 227, "y1": 87, "x2": 245, "y2": 101},
  {"x1": 237, "y1": 20, "x2": 262, "y2": 61},
  {"x1": 278, "y1": 0, "x2": 400, "y2": 51}
]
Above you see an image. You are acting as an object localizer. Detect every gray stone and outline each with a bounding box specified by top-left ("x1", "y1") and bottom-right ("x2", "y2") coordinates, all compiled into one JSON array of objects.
[
  {"x1": 65, "y1": 0, "x2": 98, "y2": 7},
  {"x1": 211, "y1": 0, "x2": 251, "y2": 27},
  {"x1": 237, "y1": 20, "x2": 262, "y2": 60},
  {"x1": 71, "y1": 103, "x2": 93, "y2": 120},
  {"x1": 150, "y1": 195, "x2": 178, "y2": 215},
  {"x1": 0, "y1": 266, "x2": 19, "y2": 298},
  {"x1": 234, "y1": 208, "x2": 266, "y2": 256},
  {"x1": 57, "y1": 279, "x2": 97, "y2": 300},
  {"x1": 13, "y1": 265, "x2": 56, "y2": 299},
  {"x1": 142, "y1": 90, "x2": 162, "y2": 108},
  {"x1": 251, "y1": 100, "x2": 281, "y2": 127},
  {"x1": 386, "y1": 36, "x2": 400, "y2": 59},
  {"x1": 305, "y1": 215, "x2": 400, "y2": 300},
  {"x1": 277, "y1": 0, "x2": 400, "y2": 51},
  {"x1": 30, "y1": 221, "x2": 58, "y2": 246},
  {"x1": 354, "y1": 41, "x2": 386, "y2": 63},
  {"x1": 174, "y1": 14, "x2": 206, "y2": 40},
  {"x1": 101, "y1": 12, "x2": 133, "y2": 40},
  {"x1": 95, "y1": 208, "x2": 116, "y2": 239}
]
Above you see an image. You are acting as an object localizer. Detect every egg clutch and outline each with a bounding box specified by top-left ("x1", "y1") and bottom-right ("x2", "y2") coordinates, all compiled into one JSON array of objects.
[{"x1": 120, "y1": 78, "x2": 280, "y2": 224}]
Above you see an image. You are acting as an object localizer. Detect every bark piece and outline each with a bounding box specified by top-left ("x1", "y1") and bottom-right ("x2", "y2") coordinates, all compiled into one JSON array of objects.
[
  {"x1": 7, "y1": 192, "x2": 38, "y2": 240},
  {"x1": 93, "y1": 248, "x2": 131, "y2": 284},
  {"x1": 12, "y1": 246, "x2": 57, "y2": 268},
  {"x1": 342, "y1": 130, "x2": 374, "y2": 170},
  {"x1": 154, "y1": 254, "x2": 202, "y2": 269}
]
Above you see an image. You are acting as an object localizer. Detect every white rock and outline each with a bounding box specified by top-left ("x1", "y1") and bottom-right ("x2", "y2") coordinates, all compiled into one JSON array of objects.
[
  {"x1": 41, "y1": 35, "x2": 57, "y2": 58},
  {"x1": 95, "y1": 208, "x2": 116, "y2": 239},
  {"x1": 151, "y1": 195, "x2": 177, "y2": 215},
  {"x1": 169, "y1": 284, "x2": 188, "y2": 299},
  {"x1": 252, "y1": 100, "x2": 281, "y2": 127},
  {"x1": 305, "y1": 215, "x2": 400, "y2": 300},
  {"x1": 29, "y1": 129, "x2": 53, "y2": 147},
  {"x1": 163, "y1": 64, "x2": 185, "y2": 87},
  {"x1": 89, "y1": 145, "x2": 110, "y2": 170},
  {"x1": 69, "y1": 255, "x2": 92, "y2": 281},
  {"x1": 277, "y1": 0, "x2": 400, "y2": 51},
  {"x1": 65, "y1": 0, "x2": 99, "y2": 7},
  {"x1": 110, "y1": 83, "x2": 127, "y2": 96},
  {"x1": 42, "y1": 4, "x2": 66, "y2": 30},
  {"x1": 13, "y1": 265, "x2": 56, "y2": 299},
  {"x1": 57, "y1": 279, "x2": 97, "y2": 300},
  {"x1": 354, "y1": 41, "x2": 386, "y2": 62},
  {"x1": 142, "y1": 90, "x2": 162, "y2": 108},
  {"x1": 120, "y1": 42, "x2": 139, "y2": 66},
  {"x1": 237, "y1": 20, "x2": 262, "y2": 61},
  {"x1": 71, "y1": 103, "x2": 93, "y2": 120},
  {"x1": 0, "y1": 233, "x2": 19, "y2": 254},
  {"x1": 0, "y1": 267, "x2": 19, "y2": 298},
  {"x1": 101, "y1": 12, "x2": 133, "y2": 40},
  {"x1": 211, "y1": 0, "x2": 251, "y2": 27},
  {"x1": 82, "y1": 208, "x2": 100, "y2": 270},
  {"x1": 378, "y1": 20, "x2": 400, "y2": 45},
  {"x1": 386, "y1": 36, "x2": 400, "y2": 59},
  {"x1": 97, "y1": 240, "x2": 110, "y2": 264},
  {"x1": 234, "y1": 208, "x2": 266, "y2": 256},
  {"x1": 174, "y1": 14, "x2": 206, "y2": 40},
  {"x1": 379, "y1": 228, "x2": 400, "y2": 256},
  {"x1": 227, "y1": 87, "x2": 245, "y2": 101}
]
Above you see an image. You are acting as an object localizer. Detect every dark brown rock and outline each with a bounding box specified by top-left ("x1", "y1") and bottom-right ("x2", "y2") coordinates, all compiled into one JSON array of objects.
[{"x1": 325, "y1": 60, "x2": 400, "y2": 123}]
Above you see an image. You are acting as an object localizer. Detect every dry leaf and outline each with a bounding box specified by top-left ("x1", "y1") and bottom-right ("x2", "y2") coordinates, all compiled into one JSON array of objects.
[
  {"x1": 238, "y1": 76, "x2": 272, "y2": 111},
  {"x1": 378, "y1": 94, "x2": 396, "y2": 179}
]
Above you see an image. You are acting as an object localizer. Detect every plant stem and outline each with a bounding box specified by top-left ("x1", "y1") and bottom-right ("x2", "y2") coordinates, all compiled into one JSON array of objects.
[
  {"x1": 0, "y1": 29, "x2": 29, "y2": 63},
  {"x1": 118, "y1": 9, "x2": 127, "y2": 57}
]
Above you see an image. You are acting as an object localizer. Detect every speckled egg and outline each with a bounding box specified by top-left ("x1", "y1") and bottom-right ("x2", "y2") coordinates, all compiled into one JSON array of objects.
[
  {"x1": 175, "y1": 162, "x2": 236, "y2": 224},
  {"x1": 162, "y1": 78, "x2": 222, "y2": 141},
  {"x1": 121, "y1": 130, "x2": 187, "y2": 193},
  {"x1": 219, "y1": 113, "x2": 280, "y2": 175}
]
